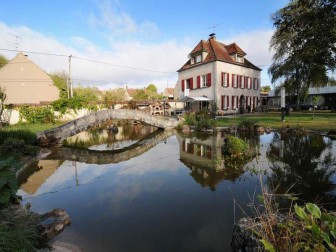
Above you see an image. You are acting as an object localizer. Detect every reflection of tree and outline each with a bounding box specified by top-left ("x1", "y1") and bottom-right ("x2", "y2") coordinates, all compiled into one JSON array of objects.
[{"x1": 267, "y1": 133, "x2": 336, "y2": 209}]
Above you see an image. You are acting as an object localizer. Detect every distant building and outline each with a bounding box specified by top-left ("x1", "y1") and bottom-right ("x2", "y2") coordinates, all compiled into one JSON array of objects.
[
  {"x1": 163, "y1": 87, "x2": 174, "y2": 100},
  {"x1": 0, "y1": 52, "x2": 59, "y2": 104},
  {"x1": 177, "y1": 34, "x2": 261, "y2": 113},
  {"x1": 125, "y1": 86, "x2": 137, "y2": 101}
]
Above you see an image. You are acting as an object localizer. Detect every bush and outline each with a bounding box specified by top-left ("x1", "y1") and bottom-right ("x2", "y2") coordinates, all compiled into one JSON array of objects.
[
  {"x1": 19, "y1": 106, "x2": 55, "y2": 124},
  {"x1": 238, "y1": 118, "x2": 257, "y2": 129},
  {"x1": 0, "y1": 129, "x2": 37, "y2": 146},
  {"x1": 222, "y1": 136, "x2": 247, "y2": 156},
  {"x1": 183, "y1": 110, "x2": 216, "y2": 130},
  {"x1": 0, "y1": 158, "x2": 19, "y2": 207},
  {"x1": 0, "y1": 138, "x2": 39, "y2": 157}
]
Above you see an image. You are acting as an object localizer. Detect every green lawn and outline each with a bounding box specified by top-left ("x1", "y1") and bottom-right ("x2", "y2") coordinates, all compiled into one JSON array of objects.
[
  {"x1": 216, "y1": 112, "x2": 336, "y2": 132},
  {"x1": 2, "y1": 122, "x2": 65, "y2": 134}
]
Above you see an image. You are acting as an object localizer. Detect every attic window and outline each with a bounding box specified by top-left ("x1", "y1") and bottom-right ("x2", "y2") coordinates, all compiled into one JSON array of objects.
[
  {"x1": 193, "y1": 55, "x2": 202, "y2": 64},
  {"x1": 237, "y1": 56, "x2": 244, "y2": 63}
]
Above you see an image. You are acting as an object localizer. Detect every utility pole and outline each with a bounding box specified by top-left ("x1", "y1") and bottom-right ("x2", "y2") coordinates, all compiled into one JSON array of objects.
[
  {"x1": 8, "y1": 33, "x2": 21, "y2": 53},
  {"x1": 68, "y1": 55, "x2": 73, "y2": 98}
]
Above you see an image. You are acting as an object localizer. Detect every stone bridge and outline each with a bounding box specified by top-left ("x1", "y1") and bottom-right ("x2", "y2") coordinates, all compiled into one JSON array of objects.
[
  {"x1": 37, "y1": 109, "x2": 179, "y2": 147},
  {"x1": 45, "y1": 130, "x2": 174, "y2": 164}
]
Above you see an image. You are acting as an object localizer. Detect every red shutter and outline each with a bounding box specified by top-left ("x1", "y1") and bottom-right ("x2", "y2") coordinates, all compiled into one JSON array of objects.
[
  {"x1": 221, "y1": 73, "x2": 223, "y2": 86},
  {"x1": 182, "y1": 80, "x2": 185, "y2": 91},
  {"x1": 227, "y1": 95, "x2": 229, "y2": 108},
  {"x1": 190, "y1": 78, "x2": 193, "y2": 90},
  {"x1": 236, "y1": 96, "x2": 238, "y2": 107},
  {"x1": 232, "y1": 74, "x2": 235, "y2": 88},
  {"x1": 232, "y1": 95, "x2": 234, "y2": 108},
  {"x1": 239, "y1": 75, "x2": 242, "y2": 88},
  {"x1": 227, "y1": 73, "x2": 230, "y2": 87},
  {"x1": 221, "y1": 95, "x2": 224, "y2": 110},
  {"x1": 207, "y1": 73, "x2": 211, "y2": 87},
  {"x1": 197, "y1": 76, "x2": 200, "y2": 89}
]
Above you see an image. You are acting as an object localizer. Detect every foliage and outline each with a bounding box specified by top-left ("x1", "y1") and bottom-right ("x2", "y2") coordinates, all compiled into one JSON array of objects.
[
  {"x1": 0, "y1": 54, "x2": 9, "y2": 69},
  {"x1": 269, "y1": 0, "x2": 336, "y2": 108},
  {"x1": 183, "y1": 110, "x2": 216, "y2": 130},
  {"x1": 19, "y1": 106, "x2": 55, "y2": 124},
  {"x1": 260, "y1": 85, "x2": 271, "y2": 92},
  {"x1": 0, "y1": 129, "x2": 37, "y2": 146},
  {"x1": 0, "y1": 206, "x2": 47, "y2": 251},
  {"x1": 73, "y1": 85, "x2": 101, "y2": 109},
  {"x1": 49, "y1": 71, "x2": 68, "y2": 99},
  {"x1": 0, "y1": 158, "x2": 19, "y2": 207},
  {"x1": 252, "y1": 184, "x2": 336, "y2": 252},
  {"x1": 222, "y1": 136, "x2": 248, "y2": 156},
  {"x1": 133, "y1": 89, "x2": 149, "y2": 101},
  {"x1": 102, "y1": 88, "x2": 126, "y2": 108},
  {"x1": 0, "y1": 86, "x2": 7, "y2": 120},
  {"x1": 238, "y1": 118, "x2": 257, "y2": 130},
  {"x1": 0, "y1": 138, "x2": 39, "y2": 157}
]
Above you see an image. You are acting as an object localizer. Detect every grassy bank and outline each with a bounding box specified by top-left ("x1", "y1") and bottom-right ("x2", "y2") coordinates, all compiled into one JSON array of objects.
[
  {"x1": 216, "y1": 112, "x2": 336, "y2": 132},
  {"x1": 2, "y1": 122, "x2": 64, "y2": 134}
]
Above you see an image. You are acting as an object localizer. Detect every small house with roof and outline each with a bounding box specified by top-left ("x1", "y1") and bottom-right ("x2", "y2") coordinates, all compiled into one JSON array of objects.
[
  {"x1": 0, "y1": 52, "x2": 59, "y2": 105},
  {"x1": 177, "y1": 34, "x2": 261, "y2": 114},
  {"x1": 163, "y1": 87, "x2": 175, "y2": 100}
]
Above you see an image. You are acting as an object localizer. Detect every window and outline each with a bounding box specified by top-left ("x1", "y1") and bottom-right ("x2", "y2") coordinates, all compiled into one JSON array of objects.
[
  {"x1": 221, "y1": 95, "x2": 229, "y2": 110},
  {"x1": 193, "y1": 55, "x2": 202, "y2": 64},
  {"x1": 237, "y1": 56, "x2": 244, "y2": 63},
  {"x1": 241, "y1": 76, "x2": 245, "y2": 89},
  {"x1": 222, "y1": 72, "x2": 229, "y2": 87},
  {"x1": 201, "y1": 75, "x2": 207, "y2": 88},
  {"x1": 253, "y1": 78, "x2": 259, "y2": 90},
  {"x1": 232, "y1": 74, "x2": 237, "y2": 88}
]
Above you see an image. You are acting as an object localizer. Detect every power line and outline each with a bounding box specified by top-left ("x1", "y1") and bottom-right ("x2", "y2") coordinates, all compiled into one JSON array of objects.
[
  {"x1": 71, "y1": 55, "x2": 175, "y2": 74},
  {"x1": 0, "y1": 48, "x2": 67, "y2": 57}
]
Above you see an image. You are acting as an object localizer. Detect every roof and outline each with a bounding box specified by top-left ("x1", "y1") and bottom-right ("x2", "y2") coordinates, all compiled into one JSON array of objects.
[
  {"x1": 178, "y1": 37, "x2": 261, "y2": 72},
  {"x1": 163, "y1": 87, "x2": 174, "y2": 95},
  {"x1": 179, "y1": 96, "x2": 212, "y2": 103},
  {"x1": 126, "y1": 88, "x2": 137, "y2": 97}
]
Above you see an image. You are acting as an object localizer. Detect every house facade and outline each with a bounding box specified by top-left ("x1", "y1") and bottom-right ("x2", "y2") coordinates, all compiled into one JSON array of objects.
[
  {"x1": 177, "y1": 34, "x2": 261, "y2": 113},
  {"x1": 0, "y1": 52, "x2": 59, "y2": 104}
]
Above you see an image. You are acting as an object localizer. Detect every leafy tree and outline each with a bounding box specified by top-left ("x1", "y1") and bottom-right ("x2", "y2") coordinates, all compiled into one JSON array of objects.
[
  {"x1": 146, "y1": 84, "x2": 160, "y2": 99},
  {"x1": 269, "y1": 0, "x2": 336, "y2": 109},
  {"x1": 0, "y1": 54, "x2": 9, "y2": 69},
  {"x1": 102, "y1": 88, "x2": 126, "y2": 108},
  {"x1": 73, "y1": 85, "x2": 101, "y2": 108},
  {"x1": 133, "y1": 89, "x2": 149, "y2": 101},
  {"x1": 260, "y1": 85, "x2": 271, "y2": 92},
  {"x1": 50, "y1": 71, "x2": 68, "y2": 99}
]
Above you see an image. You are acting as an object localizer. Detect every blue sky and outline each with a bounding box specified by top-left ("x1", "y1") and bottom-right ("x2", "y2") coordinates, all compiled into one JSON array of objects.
[{"x1": 0, "y1": 0, "x2": 288, "y2": 91}]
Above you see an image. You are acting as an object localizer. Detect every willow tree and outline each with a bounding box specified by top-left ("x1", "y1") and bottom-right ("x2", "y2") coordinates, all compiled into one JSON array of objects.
[{"x1": 269, "y1": 0, "x2": 336, "y2": 108}]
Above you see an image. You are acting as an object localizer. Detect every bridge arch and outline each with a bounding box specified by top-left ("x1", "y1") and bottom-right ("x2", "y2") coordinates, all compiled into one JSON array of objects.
[{"x1": 37, "y1": 109, "x2": 179, "y2": 147}]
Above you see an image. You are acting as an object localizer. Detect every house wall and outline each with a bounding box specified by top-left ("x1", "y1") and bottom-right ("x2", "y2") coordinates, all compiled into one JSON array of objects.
[
  {"x1": 178, "y1": 61, "x2": 261, "y2": 113},
  {"x1": 0, "y1": 53, "x2": 59, "y2": 104}
]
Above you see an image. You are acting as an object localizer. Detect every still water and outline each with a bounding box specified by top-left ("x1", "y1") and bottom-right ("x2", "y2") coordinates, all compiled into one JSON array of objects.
[{"x1": 17, "y1": 123, "x2": 336, "y2": 252}]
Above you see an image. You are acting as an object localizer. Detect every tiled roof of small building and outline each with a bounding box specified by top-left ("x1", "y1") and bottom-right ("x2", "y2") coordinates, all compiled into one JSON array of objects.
[{"x1": 178, "y1": 37, "x2": 261, "y2": 72}]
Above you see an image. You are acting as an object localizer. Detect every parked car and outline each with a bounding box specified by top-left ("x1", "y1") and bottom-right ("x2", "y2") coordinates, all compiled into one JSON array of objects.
[{"x1": 285, "y1": 103, "x2": 319, "y2": 112}]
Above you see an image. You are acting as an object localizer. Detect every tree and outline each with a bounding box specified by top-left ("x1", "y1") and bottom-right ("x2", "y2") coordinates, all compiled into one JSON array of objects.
[
  {"x1": 146, "y1": 84, "x2": 159, "y2": 100},
  {"x1": 73, "y1": 85, "x2": 101, "y2": 108},
  {"x1": 0, "y1": 55, "x2": 9, "y2": 69},
  {"x1": 269, "y1": 0, "x2": 336, "y2": 109},
  {"x1": 102, "y1": 88, "x2": 126, "y2": 108},
  {"x1": 0, "y1": 86, "x2": 7, "y2": 122},
  {"x1": 260, "y1": 85, "x2": 271, "y2": 92},
  {"x1": 133, "y1": 89, "x2": 149, "y2": 101},
  {"x1": 50, "y1": 71, "x2": 68, "y2": 99}
]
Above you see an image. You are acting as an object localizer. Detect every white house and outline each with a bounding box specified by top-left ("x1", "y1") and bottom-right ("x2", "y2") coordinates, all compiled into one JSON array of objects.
[{"x1": 177, "y1": 34, "x2": 261, "y2": 113}]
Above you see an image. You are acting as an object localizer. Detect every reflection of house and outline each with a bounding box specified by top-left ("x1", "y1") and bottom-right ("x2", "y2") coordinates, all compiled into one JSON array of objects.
[
  {"x1": 18, "y1": 160, "x2": 60, "y2": 194},
  {"x1": 0, "y1": 52, "x2": 59, "y2": 104},
  {"x1": 177, "y1": 133, "x2": 244, "y2": 190},
  {"x1": 177, "y1": 34, "x2": 261, "y2": 113}
]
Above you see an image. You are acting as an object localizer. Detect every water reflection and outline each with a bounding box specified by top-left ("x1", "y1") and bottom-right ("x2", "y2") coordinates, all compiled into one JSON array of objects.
[
  {"x1": 64, "y1": 122, "x2": 158, "y2": 150},
  {"x1": 267, "y1": 132, "x2": 336, "y2": 209},
  {"x1": 16, "y1": 126, "x2": 336, "y2": 251}
]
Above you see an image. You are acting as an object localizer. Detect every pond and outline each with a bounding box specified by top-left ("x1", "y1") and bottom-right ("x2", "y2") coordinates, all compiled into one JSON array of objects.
[{"x1": 17, "y1": 123, "x2": 336, "y2": 252}]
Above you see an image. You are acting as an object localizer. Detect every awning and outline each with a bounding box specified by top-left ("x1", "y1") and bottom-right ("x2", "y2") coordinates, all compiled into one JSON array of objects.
[{"x1": 179, "y1": 96, "x2": 212, "y2": 103}]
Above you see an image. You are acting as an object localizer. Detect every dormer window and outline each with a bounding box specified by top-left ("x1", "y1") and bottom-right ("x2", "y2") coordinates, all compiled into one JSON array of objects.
[
  {"x1": 193, "y1": 54, "x2": 202, "y2": 64},
  {"x1": 237, "y1": 56, "x2": 244, "y2": 63}
]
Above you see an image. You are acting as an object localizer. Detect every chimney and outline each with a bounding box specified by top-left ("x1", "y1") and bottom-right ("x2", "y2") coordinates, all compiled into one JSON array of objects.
[{"x1": 209, "y1": 33, "x2": 216, "y2": 40}]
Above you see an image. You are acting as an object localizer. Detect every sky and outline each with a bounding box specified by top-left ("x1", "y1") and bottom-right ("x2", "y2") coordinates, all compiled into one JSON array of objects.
[{"x1": 0, "y1": 0, "x2": 288, "y2": 92}]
